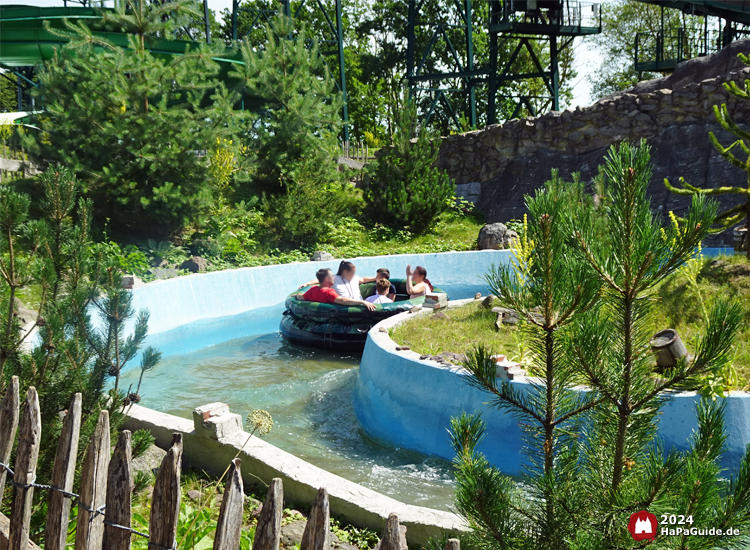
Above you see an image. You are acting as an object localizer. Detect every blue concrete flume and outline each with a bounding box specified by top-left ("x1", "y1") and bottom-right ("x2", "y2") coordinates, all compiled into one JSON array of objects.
[
  {"x1": 118, "y1": 250, "x2": 512, "y2": 510},
  {"x1": 354, "y1": 295, "x2": 750, "y2": 475}
]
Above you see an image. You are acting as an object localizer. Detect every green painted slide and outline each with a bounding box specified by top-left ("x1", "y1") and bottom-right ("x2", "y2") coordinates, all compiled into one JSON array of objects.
[{"x1": 0, "y1": 5, "x2": 246, "y2": 96}]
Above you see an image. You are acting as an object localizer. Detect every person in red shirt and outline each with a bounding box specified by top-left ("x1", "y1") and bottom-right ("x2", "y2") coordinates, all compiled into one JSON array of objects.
[{"x1": 302, "y1": 268, "x2": 376, "y2": 311}]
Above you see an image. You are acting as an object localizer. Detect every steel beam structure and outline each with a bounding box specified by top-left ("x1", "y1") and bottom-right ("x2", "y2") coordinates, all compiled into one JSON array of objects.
[
  {"x1": 406, "y1": 0, "x2": 601, "y2": 131},
  {"x1": 634, "y1": 2, "x2": 750, "y2": 73}
]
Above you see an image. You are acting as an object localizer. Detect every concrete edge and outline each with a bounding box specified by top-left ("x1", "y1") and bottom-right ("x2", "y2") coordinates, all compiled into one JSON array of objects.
[
  {"x1": 123, "y1": 404, "x2": 467, "y2": 546},
  {"x1": 358, "y1": 299, "x2": 750, "y2": 469}
]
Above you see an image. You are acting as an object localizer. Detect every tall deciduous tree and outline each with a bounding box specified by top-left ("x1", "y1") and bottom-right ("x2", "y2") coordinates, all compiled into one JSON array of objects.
[{"x1": 24, "y1": 0, "x2": 235, "y2": 238}]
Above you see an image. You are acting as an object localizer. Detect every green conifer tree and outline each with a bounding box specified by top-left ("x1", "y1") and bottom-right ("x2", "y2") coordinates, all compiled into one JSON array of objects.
[
  {"x1": 0, "y1": 166, "x2": 161, "y2": 519},
  {"x1": 363, "y1": 93, "x2": 455, "y2": 233},
  {"x1": 453, "y1": 173, "x2": 602, "y2": 549},
  {"x1": 231, "y1": 15, "x2": 355, "y2": 246},
  {"x1": 451, "y1": 142, "x2": 750, "y2": 549},
  {"x1": 24, "y1": 0, "x2": 235, "y2": 238}
]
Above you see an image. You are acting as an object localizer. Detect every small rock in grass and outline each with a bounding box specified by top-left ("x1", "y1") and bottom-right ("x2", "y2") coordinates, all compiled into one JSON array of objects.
[
  {"x1": 480, "y1": 295, "x2": 496, "y2": 308},
  {"x1": 280, "y1": 519, "x2": 307, "y2": 547},
  {"x1": 474, "y1": 292, "x2": 482, "y2": 300},
  {"x1": 312, "y1": 251, "x2": 335, "y2": 261},
  {"x1": 396, "y1": 345, "x2": 410, "y2": 351},
  {"x1": 433, "y1": 311, "x2": 450, "y2": 320},
  {"x1": 186, "y1": 489, "x2": 202, "y2": 502}
]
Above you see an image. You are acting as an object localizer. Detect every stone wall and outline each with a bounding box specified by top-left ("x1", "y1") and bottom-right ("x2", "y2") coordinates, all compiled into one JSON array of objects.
[{"x1": 439, "y1": 40, "x2": 750, "y2": 244}]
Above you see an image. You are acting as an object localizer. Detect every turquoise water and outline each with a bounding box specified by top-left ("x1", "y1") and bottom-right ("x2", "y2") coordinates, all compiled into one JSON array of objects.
[{"x1": 119, "y1": 305, "x2": 457, "y2": 510}]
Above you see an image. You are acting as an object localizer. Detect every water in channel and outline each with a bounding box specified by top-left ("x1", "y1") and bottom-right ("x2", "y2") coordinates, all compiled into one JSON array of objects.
[{"x1": 119, "y1": 303, "x2": 457, "y2": 510}]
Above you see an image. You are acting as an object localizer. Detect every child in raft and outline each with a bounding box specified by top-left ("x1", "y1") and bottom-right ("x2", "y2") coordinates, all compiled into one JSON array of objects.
[{"x1": 365, "y1": 278, "x2": 394, "y2": 304}]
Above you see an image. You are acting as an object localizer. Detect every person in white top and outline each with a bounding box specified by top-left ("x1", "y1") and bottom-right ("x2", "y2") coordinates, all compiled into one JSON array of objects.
[
  {"x1": 332, "y1": 261, "x2": 378, "y2": 300},
  {"x1": 366, "y1": 279, "x2": 394, "y2": 304},
  {"x1": 405, "y1": 264, "x2": 433, "y2": 299},
  {"x1": 298, "y1": 261, "x2": 381, "y2": 297}
]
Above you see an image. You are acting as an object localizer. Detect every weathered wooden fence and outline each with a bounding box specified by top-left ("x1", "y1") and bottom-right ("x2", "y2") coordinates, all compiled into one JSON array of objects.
[
  {"x1": 0, "y1": 376, "x2": 459, "y2": 550},
  {"x1": 341, "y1": 141, "x2": 371, "y2": 164}
]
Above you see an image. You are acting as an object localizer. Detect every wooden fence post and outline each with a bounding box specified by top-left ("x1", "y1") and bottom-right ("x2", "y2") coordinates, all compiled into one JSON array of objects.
[
  {"x1": 214, "y1": 458, "x2": 244, "y2": 550},
  {"x1": 149, "y1": 433, "x2": 182, "y2": 550},
  {"x1": 8, "y1": 386, "x2": 41, "y2": 550},
  {"x1": 75, "y1": 410, "x2": 110, "y2": 550},
  {"x1": 300, "y1": 488, "x2": 329, "y2": 550},
  {"x1": 103, "y1": 430, "x2": 132, "y2": 550},
  {"x1": 45, "y1": 392, "x2": 83, "y2": 550},
  {"x1": 0, "y1": 376, "x2": 20, "y2": 506},
  {"x1": 252, "y1": 478, "x2": 283, "y2": 550},
  {"x1": 444, "y1": 539, "x2": 460, "y2": 550},
  {"x1": 375, "y1": 514, "x2": 402, "y2": 550}
]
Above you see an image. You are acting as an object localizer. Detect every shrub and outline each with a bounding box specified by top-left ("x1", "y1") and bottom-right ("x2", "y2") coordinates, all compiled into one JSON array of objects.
[
  {"x1": 25, "y1": 0, "x2": 235, "y2": 238},
  {"x1": 363, "y1": 96, "x2": 455, "y2": 233}
]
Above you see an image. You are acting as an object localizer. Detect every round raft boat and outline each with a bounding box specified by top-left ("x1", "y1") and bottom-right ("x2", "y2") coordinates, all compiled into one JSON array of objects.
[{"x1": 279, "y1": 279, "x2": 447, "y2": 352}]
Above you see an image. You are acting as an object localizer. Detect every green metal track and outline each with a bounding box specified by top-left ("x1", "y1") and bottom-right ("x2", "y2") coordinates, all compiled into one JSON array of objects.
[{"x1": 0, "y1": 5, "x2": 242, "y2": 68}]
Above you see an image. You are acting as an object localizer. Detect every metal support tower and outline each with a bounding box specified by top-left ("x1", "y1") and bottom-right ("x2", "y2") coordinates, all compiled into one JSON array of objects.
[
  {"x1": 405, "y1": 0, "x2": 601, "y2": 131},
  {"x1": 487, "y1": 0, "x2": 601, "y2": 124},
  {"x1": 634, "y1": 1, "x2": 750, "y2": 73},
  {"x1": 405, "y1": 0, "x2": 481, "y2": 130},
  {"x1": 231, "y1": 0, "x2": 349, "y2": 140}
]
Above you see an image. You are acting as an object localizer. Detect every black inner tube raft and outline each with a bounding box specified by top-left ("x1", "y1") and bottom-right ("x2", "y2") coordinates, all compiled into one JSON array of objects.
[{"x1": 279, "y1": 279, "x2": 446, "y2": 351}]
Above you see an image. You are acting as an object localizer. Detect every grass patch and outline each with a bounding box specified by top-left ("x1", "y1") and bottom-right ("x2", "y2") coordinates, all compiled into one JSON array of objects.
[
  {"x1": 390, "y1": 301, "x2": 523, "y2": 360},
  {"x1": 657, "y1": 253, "x2": 750, "y2": 390},
  {"x1": 121, "y1": 468, "x2": 381, "y2": 550},
  {"x1": 390, "y1": 254, "x2": 750, "y2": 390}
]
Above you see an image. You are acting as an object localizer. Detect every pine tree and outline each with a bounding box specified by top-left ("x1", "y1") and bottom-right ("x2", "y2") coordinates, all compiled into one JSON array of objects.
[
  {"x1": 0, "y1": 167, "x2": 161, "y2": 530},
  {"x1": 231, "y1": 15, "x2": 355, "y2": 246},
  {"x1": 453, "y1": 174, "x2": 601, "y2": 549},
  {"x1": 363, "y1": 94, "x2": 455, "y2": 233},
  {"x1": 24, "y1": 0, "x2": 235, "y2": 238},
  {"x1": 665, "y1": 53, "x2": 750, "y2": 259},
  {"x1": 450, "y1": 142, "x2": 750, "y2": 549}
]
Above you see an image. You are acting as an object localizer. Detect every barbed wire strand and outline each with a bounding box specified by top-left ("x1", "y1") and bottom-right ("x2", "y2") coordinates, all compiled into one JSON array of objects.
[{"x1": 0, "y1": 461, "x2": 176, "y2": 550}]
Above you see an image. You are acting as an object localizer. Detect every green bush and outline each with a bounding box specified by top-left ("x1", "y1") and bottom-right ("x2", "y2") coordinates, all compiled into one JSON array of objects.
[
  {"x1": 25, "y1": 0, "x2": 235, "y2": 238},
  {"x1": 261, "y1": 179, "x2": 360, "y2": 247},
  {"x1": 363, "y1": 96, "x2": 455, "y2": 233}
]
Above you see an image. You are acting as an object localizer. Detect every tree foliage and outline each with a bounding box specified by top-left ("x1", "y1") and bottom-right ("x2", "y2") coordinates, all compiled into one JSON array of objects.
[
  {"x1": 24, "y1": 0, "x2": 235, "y2": 238},
  {"x1": 665, "y1": 53, "x2": 750, "y2": 258},
  {"x1": 221, "y1": 0, "x2": 578, "y2": 137},
  {"x1": 363, "y1": 95, "x2": 455, "y2": 233},
  {"x1": 231, "y1": 15, "x2": 356, "y2": 246},
  {"x1": 0, "y1": 167, "x2": 160, "y2": 527},
  {"x1": 452, "y1": 141, "x2": 750, "y2": 550}
]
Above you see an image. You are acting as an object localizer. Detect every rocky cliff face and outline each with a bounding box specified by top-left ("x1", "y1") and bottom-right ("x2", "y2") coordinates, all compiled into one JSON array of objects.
[{"x1": 438, "y1": 40, "x2": 750, "y2": 245}]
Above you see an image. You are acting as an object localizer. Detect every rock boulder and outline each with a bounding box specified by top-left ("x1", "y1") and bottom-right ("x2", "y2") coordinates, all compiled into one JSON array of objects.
[
  {"x1": 312, "y1": 251, "x2": 335, "y2": 261},
  {"x1": 180, "y1": 256, "x2": 208, "y2": 273},
  {"x1": 477, "y1": 223, "x2": 518, "y2": 250}
]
